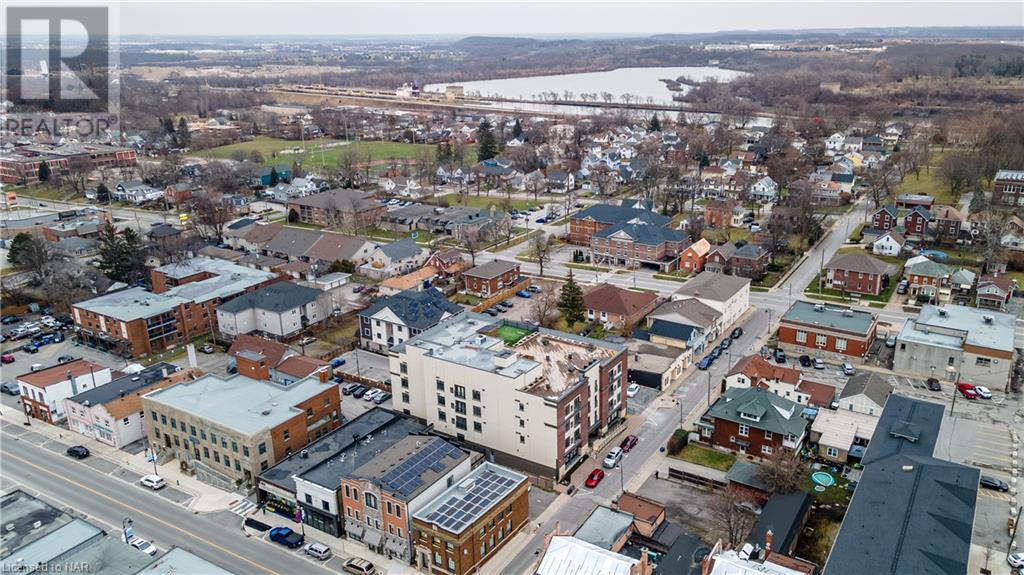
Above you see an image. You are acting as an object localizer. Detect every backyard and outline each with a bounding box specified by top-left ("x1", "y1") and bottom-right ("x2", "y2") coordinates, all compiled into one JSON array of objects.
[
  {"x1": 438, "y1": 193, "x2": 540, "y2": 212},
  {"x1": 672, "y1": 444, "x2": 737, "y2": 472}
]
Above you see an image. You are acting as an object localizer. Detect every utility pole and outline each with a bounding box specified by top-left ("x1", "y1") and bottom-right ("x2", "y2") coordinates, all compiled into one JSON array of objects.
[
  {"x1": 707, "y1": 371, "x2": 712, "y2": 408},
  {"x1": 1008, "y1": 505, "x2": 1022, "y2": 561}
]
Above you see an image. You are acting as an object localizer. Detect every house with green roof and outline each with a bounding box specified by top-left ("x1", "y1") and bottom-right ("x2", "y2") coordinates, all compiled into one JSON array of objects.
[
  {"x1": 696, "y1": 387, "x2": 808, "y2": 459},
  {"x1": 904, "y1": 255, "x2": 954, "y2": 302}
]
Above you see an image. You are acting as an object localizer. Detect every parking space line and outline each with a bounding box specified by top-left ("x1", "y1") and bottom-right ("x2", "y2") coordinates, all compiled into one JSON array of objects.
[{"x1": 978, "y1": 491, "x2": 1011, "y2": 502}]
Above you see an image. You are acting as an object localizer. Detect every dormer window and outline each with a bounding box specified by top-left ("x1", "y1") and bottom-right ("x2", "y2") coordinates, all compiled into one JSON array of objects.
[{"x1": 739, "y1": 411, "x2": 761, "y2": 422}]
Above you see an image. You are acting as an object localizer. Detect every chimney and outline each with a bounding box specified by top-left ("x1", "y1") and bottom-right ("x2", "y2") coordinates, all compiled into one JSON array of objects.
[
  {"x1": 764, "y1": 529, "x2": 774, "y2": 559},
  {"x1": 67, "y1": 370, "x2": 78, "y2": 395}
]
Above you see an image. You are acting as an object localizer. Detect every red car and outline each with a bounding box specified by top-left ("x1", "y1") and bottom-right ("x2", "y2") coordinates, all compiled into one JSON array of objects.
[
  {"x1": 584, "y1": 469, "x2": 605, "y2": 488},
  {"x1": 1, "y1": 354, "x2": 14, "y2": 364},
  {"x1": 620, "y1": 435, "x2": 638, "y2": 453},
  {"x1": 957, "y1": 382, "x2": 978, "y2": 399}
]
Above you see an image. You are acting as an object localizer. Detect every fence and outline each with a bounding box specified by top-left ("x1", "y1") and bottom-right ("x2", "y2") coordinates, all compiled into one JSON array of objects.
[{"x1": 470, "y1": 278, "x2": 534, "y2": 313}]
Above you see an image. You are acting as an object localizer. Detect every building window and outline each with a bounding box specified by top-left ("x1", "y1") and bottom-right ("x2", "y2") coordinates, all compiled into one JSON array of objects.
[
  {"x1": 764, "y1": 430, "x2": 773, "y2": 440},
  {"x1": 170, "y1": 418, "x2": 177, "y2": 429},
  {"x1": 438, "y1": 410, "x2": 447, "y2": 422},
  {"x1": 437, "y1": 394, "x2": 446, "y2": 407},
  {"x1": 203, "y1": 447, "x2": 209, "y2": 458},
  {"x1": 519, "y1": 435, "x2": 526, "y2": 444},
  {"x1": 473, "y1": 421, "x2": 482, "y2": 433},
  {"x1": 762, "y1": 445, "x2": 773, "y2": 455},
  {"x1": 306, "y1": 407, "x2": 313, "y2": 418},
  {"x1": 344, "y1": 485, "x2": 350, "y2": 498},
  {"x1": 455, "y1": 416, "x2": 467, "y2": 430},
  {"x1": 305, "y1": 494, "x2": 313, "y2": 504},
  {"x1": 815, "y1": 333, "x2": 827, "y2": 347},
  {"x1": 123, "y1": 417, "x2": 130, "y2": 426},
  {"x1": 364, "y1": 493, "x2": 378, "y2": 509},
  {"x1": 738, "y1": 424, "x2": 749, "y2": 437},
  {"x1": 976, "y1": 357, "x2": 992, "y2": 366},
  {"x1": 448, "y1": 558, "x2": 455, "y2": 572},
  {"x1": 795, "y1": 330, "x2": 807, "y2": 343},
  {"x1": 210, "y1": 432, "x2": 217, "y2": 444},
  {"x1": 243, "y1": 446, "x2": 249, "y2": 457},
  {"x1": 436, "y1": 378, "x2": 445, "y2": 391},
  {"x1": 261, "y1": 461, "x2": 268, "y2": 471},
  {"x1": 190, "y1": 425, "x2": 196, "y2": 436},
  {"x1": 214, "y1": 451, "x2": 220, "y2": 463},
  {"x1": 200, "y1": 429, "x2": 207, "y2": 440},
  {"x1": 402, "y1": 392, "x2": 410, "y2": 403},
  {"x1": 472, "y1": 405, "x2": 482, "y2": 417},
  {"x1": 282, "y1": 430, "x2": 290, "y2": 441},
  {"x1": 322, "y1": 501, "x2": 329, "y2": 511},
  {"x1": 455, "y1": 400, "x2": 466, "y2": 414},
  {"x1": 401, "y1": 378, "x2": 408, "y2": 389},
  {"x1": 160, "y1": 414, "x2": 167, "y2": 425},
  {"x1": 151, "y1": 410, "x2": 158, "y2": 421},
  {"x1": 454, "y1": 385, "x2": 465, "y2": 399},
  {"x1": 258, "y1": 442, "x2": 266, "y2": 455},
  {"x1": 835, "y1": 338, "x2": 847, "y2": 352},
  {"x1": 472, "y1": 390, "x2": 481, "y2": 401},
  {"x1": 231, "y1": 441, "x2": 238, "y2": 453},
  {"x1": 826, "y1": 447, "x2": 839, "y2": 458},
  {"x1": 400, "y1": 362, "x2": 408, "y2": 374},
  {"x1": 395, "y1": 505, "x2": 402, "y2": 518},
  {"x1": 386, "y1": 501, "x2": 393, "y2": 514}
]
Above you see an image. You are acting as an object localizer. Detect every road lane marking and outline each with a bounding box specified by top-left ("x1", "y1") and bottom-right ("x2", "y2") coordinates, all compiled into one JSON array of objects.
[{"x1": 1, "y1": 445, "x2": 285, "y2": 575}]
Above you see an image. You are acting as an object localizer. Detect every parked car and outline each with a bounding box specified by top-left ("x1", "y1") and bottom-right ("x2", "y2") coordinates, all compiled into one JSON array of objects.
[
  {"x1": 330, "y1": 358, "x2": 346, "y2": 368},
  {"x1": 498, "y1": 301, "x2": 513, "y2": 309},
  {"x1": 129, "y1": 537, "x2": 158, "y2": 556},
  {"x1": 896, "y1": 280, "x2": 909, "y2": 294},
  {"x1": 620, "y1": 435, "x2": 638, "y2": 452},
  {"x1": 1, "y1": 382, "x2": 20, "y2": 395},
  {"x1": 584, "y1": 469, "x2": 605, "y2": 488},
  {"x1": 813, "y1": 358, "x2": 825, "y2": 370},
  {"x1": 957, "y1": 382, "x2": 978, "y2": 399},
  {"x1": 57, "y1": 355, "x2": 75, "y2": 364},
  {"x1": 1, "y1": 315, "x2": 22, "y2": 325},
  {"x1": 626, "y1": 383, "x2": 640, "y2": 398},
  {"x1": 1, "y1": 354, "x2": 15, "y2": 364},
  {"x1": 341, "y1": 383, "x2": 359, "y2": 395},
  {"x1": 352, "y1": 285, "x2": 365, "y2": 294},
  {"x1": 980, "y1": 476, "x2": 1009, "y2": 492},
  {"x1": 373, "y1": 392, "x2": 392, "y2": 405},
  {"x1": 730, "y1": 327, "x2": 743, "y2": 340},
  {"x1": 343, "y1": 558, "x2": 378, "y2": 575},
  {"x1": 1007, "y1": 552, "x2": 1024, "y2": 569},
  {"x1": 926, "y1": 377, "x2": 942, "y2": 392},
  {"x1": 974, "y1": 386, "x2": 993, "y2": 399},
  {"x1": 352, "y1": 385, "x2": 369, "y2": 399},
  {"x1": 799, "y1": 355, "x2": 812, "y2": 368},
  {"x1": 304, "y1": 542, "x2": 332, "y2": 561},
  {"x1": 363, "y1": 388, "x2": 382, "y2": 402},
  {"x1": 515, "y1": 290, "x2": 532, "y2": 298},
  {"x1": 269, "y1": 527, "x2": 305, "y2": 549},
  {"x1": 483, "y1": 308, "x2": 499, "y2": 317},
  {"x1": 885, "y1": 335, "x2": 897, "y2": 348},
  {"x1": 697, "y1": 356, "x2": 713, "y2": 370},
  {"x1": 603, "y1": 447, "x2": 623, "y2": 469},
  {"x1": 66, "y1": 446, "x2": 90, "y2": 459},
  {"x1": 710, "y1": 347, "x2": 722, "y2": 360},
  {"x1": 198, "y1": 343, "x2": 215, "y2": 354},
  {"x1": 140, "y1": 474, "x2": 166, "y2": 490},
  {"x1": 527, "y1": 285, "x2": 542, "y2": 293},
  {"x1": 773, "y1": 348, "x2": 786, "y2": 364},
  {"x1": 21, "y1": 344, "x2": 39, "y2": 354},
  {"x1": 720, "y1": 338, "x2": 732, "y2": 350},
  {"x1": 842, "y1": 363, "x2": 856, "y2": 376}
]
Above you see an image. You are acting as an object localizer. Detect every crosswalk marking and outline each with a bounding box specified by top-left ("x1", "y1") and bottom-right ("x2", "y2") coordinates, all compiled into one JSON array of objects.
[{"x1": 229, "y1": 498, "x2": 256, "y2": 516}]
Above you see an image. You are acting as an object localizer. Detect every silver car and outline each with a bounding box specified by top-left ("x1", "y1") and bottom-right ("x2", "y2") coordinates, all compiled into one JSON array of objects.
[{"x1": 304, "y1": 542, "x2": 332, "y2": 561}]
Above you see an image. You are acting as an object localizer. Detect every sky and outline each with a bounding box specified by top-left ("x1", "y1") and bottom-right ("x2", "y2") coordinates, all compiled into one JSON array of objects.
[{"x1": 99, "y1": 1, "x2": 1023, "y2": 37}]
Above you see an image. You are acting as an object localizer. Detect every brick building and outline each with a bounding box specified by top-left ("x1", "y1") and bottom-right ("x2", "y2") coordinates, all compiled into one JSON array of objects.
[
  {"x1": 704, "y1": 199, "x2": 737, "y2": 229},
  {"x1": 286, "y1": 188, "x2": 386, "y2": 229},
  {"x1": 0, "y1": 143, "x2": 137, "y2": 184},
  {"x1": 412, "y1": 463, "x2": 530, "y2": 575},
  {"x1": 462, "y1": 260, "x2": 521, "y2": 298},
  {"x1": 931, "y1": 205, "x2": 964, "y2": 243},
  {"x1": 16, "y1": 360, "x2": 114, "y2": 423},
  {"x1": 824, "y1": 251, "x2": 894, "y2": 296},
  {"x1": 697, "y1": 387, "x2": 808, "y2": 458},
  {"x1": 568, "y1": 204, "x2": 670, "y2": 246},
  {"x1": 991, "y1": 169, "x2": 1024, "y2": 208},
  {"x1": 584, "y1": 284, "x2": 658, "y2": 328},
  {"x1": 73, "y1": 258, "x2": 280, "y2": 357},
  {"x1": 778, "y1": 301, "x2": 878, "y2": 359},
  {"x1": 871, "y1": 205, "x2": 898, "y2": 232}
]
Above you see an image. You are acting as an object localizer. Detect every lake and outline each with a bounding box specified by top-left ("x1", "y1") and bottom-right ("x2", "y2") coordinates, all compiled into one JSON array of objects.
[{"x1": 424, "y1": 66, "x2": 746, "y2": 106}]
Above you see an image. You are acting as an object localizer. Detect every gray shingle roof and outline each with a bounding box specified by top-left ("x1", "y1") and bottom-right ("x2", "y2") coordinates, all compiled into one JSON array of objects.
[
  {"x1": 264, "y1": 227, "x2": 321, "y2": 258},
  {"x1": 595, "y1": 222, "x2": 688, "y2": 246},
  {"x1": 377, "y1": 238, "x2": 423, "y2": 261},
  {"x1": 838, "y1": 372, "x2": 893, "y2": 407},
  {"x1": 359, "y1": 288, "x2": 464, "y2": 330},
  {"x1": 573, "y1": 204, "x2": 670, "y2": 227},
  {"x1": 826, "y1": 251, "x2": 893, "y2": 275},
  {"x1": 464, "y1": 259, "x2": 519, "y2": 280},
  {"x1": 706, "y1": 387, "x2": 807, "y2": 437},
  {"x1": 673, "y1": 271, "x2": 750, "y2": 303},
  {"x1": 216, "y1": 281, "x2": 322, "y2": 314}
]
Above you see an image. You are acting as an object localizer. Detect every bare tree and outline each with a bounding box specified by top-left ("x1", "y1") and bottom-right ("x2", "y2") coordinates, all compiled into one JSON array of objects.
[
  {"x1": 531, "y1": 232, "x2": 554, "y2": 277},
  {"x1": 529, "y1": 285, "x2": 559, "y2": 328},
  {"x1": 975, "y1": 211, "x2": 1008, "y2": 271},
  {"x1": 461, "y1": 228, "x2": 483, "y2": 266},
  {"x1": 63, "y1": 156, "x2": 92, "y2": 197},
  {"x1": 190, "y1": 194, "x2": 234, "y2": 241},
  {"x1": 755, "y1": 450, "x2": 806, "y2": 493},
  {"x1": 938, "y1": 152, "x2": 981, "y2": 200},
  {"x1": 708, "y1": 488, "x2": 759, "y2": 549},
  {"x1": 336, "y1": 148, "x2": 358, "y2": 187}
]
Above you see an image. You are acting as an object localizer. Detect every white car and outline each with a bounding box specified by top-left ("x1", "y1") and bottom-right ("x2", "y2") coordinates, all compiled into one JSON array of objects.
[
  {"x1": 1008, "y1": 553, "x2": 1024, "y2": 568},
  {"x1": 140, "y1": 474, "x2": 166, "y2": 490},
  {"x1": 130, "y1": 538, "x2": 158, "y2": 556},
  {"x1": 603, "y1": 447, "x2": 623, "y2": 469},
  {"x1": 974, "y1": 386, "x2": 992, "y2": 399},
  {"x1": 626, "y1": 383, "x2": 640, "y2": 398},
  {"x1": 363, "y1": 389, "x2": 383, "y2": 402}
]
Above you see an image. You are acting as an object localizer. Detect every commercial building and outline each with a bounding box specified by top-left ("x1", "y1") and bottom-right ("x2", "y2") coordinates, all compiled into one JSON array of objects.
[
  {"x1": 646, "y1": 298, "x2": 721, "y2": 352},
  {"x1": 359, "y1": 288, "x2": 465, "y2": 353},
  {"x1": 894, "y1": 304, "x2": 1015, "y2": 389},
  {"x1": 63, "y1": 363, "x2": 199, "y2": 448},
  {"x1": 568, "y1": 204, "x2": 670, "y2": 246},
  {"x1": 17, "y1": 359, "x2": 114, "y2": 423},
  {"x1": 73, "y1": 257, "x2": 280, "y2": 357},
  {"x1": 0, "y1": 143, "x2": 137, "y2": 184},
  {"x1": 215, "y1": 281, "x2": 331, "y2": 339},
  {"x1": 536, "y1": 536, "x2": 650, "y2": 575},
  {"x1": 391, "y1": 315, "x2": 628, "y2": 479},
  {"x1": 777, "y1": 301, "x2": 878, "y2": 359},
  {"x1": 412, "y1": 463, "x2": 530, "y2": 575},
  {"x1": 142, "y1": 372, "x2": 341, "y2": 489},
  {"x1": 696, "y1": 387, "x2": 808, "y2": 458},
  {"x1": 590, "y1": 222, "x2": 691, "y2": 272},
  {"x1": 462, "y1": 260, "x2": 521, "y2": 298}
]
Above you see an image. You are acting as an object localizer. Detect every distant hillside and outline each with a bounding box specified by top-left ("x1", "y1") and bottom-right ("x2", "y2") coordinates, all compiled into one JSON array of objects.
[{"x1": 649, "y1": 26, "x2": 1023, "y2": 43}]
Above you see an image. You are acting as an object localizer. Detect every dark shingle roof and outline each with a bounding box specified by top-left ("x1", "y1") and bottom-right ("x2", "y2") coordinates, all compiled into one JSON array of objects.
[
  {"x1": 706, "y1": 387, "x2": 807, "y2": 437},
  {"x1": 826, "y1": 251, "x2": 893, "y2": 275},
  {"x1": 647, "y1": 319, "x2": 696, "y2": 342},
  {"x1": 216, "y1": 282, "x2": 322, "y2": 314},
  {"x1": 264, "y1": 227, "x2": 321, "y2": 258},
  {"x1": 359, "y1": 288, "x2": 464, "y2": 330},
  {"x1": 595, "y1": 222, "x2": 688, "y2": 246},
  {"x1": 838, "y1": 371, "x2": 893, "y2": 407},
  {"x1": 747, "y1": 491, "x2": 813, "y2": 554},
  {"x1": 377, "y1": 238, "x2": 423, "y2": 261},
  {"x1": 69, "y1": 362, "x2": 179, "y2": 407},
  {"x1": 573, "y1": 204, "x2": 670, "y2": 227},
  {"x1": 464, "y1": 259, "x2": 519, "y2": 280}
]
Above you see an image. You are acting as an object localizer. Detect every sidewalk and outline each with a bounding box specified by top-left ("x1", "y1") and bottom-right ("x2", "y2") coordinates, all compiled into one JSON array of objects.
[{"x1": 0, "y1": 405, "x2": 238, "y2": 512}]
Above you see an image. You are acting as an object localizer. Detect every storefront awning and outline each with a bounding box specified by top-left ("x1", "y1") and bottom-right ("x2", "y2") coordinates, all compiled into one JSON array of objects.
[
  {"x1": 347, "y1": 524, "x2": 365, "y2": 540},
  {"x1": 384, "y1": 537, "x2": 406, "y2": 555},
  {"x1": 363, "y1": 530, "x2": 382, "y2": 548}
]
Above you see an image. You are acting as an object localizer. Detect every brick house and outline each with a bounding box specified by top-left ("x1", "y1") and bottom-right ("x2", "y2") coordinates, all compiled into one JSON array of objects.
[
  {"x1": 824, "y1": 251, "x2": 894, "y2": 296},
  {"x1": 931, "y1": 205, "x2": 964, "y2": 243},
  {"x1": 991, "y1": 169, "x2": 1024, "y2": 208},
  {"x1": 679, "y1": 238, "x2": 711, "y2": 273},
  {"x1": 17, "y1": 360, "x2": 114, "y2": 423},
  {"x1": 696, "y1": 387, "x2": 808, "y2": 458},
  {"x1": 871, "y1": 205, "x2": 898, "y2": 232},
  {"x1": 425, "y1": 248, "x2": 468, "y2": 279},
  {"x1": 704, "y1": 199, "x2": 737, "y2": 229},
  {"x1": 903, "y1": 207, "x2": 930, "y2": 239},
  {"x1": 704, "y1": 242, "x2": 737, "y2": 274},
  {"x1": 903, "y1": 256, "x2": 954, "y2": 299},
  {"x1": 730, "y1": 244, "x2": 770, "y2": 280},
  {"x1": 584, "y1": 284, "x2": 658, "y2": 328},
  {"x1": 778, "y1": 301, "x2": 878, "y2": 359},
  {"x1": 976, "y1": 274, "x2": 1014, "y2": 311},
  {"x1": 462, "y1": 260, "x2": 520, "y2": 298}
]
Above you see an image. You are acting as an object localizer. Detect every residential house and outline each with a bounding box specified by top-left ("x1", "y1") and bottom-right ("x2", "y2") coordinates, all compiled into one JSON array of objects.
[
  {"x1": 381, "y1": 176, "x2": 423, "y2": 197},
  {"x1": 462, "y1": 260, "x2": 521, "y2": 298},
  {"x1": 704, "y1": 199, "x2": 736, "y2": 229},
  {"x1": 584, "y1": 284, "x2": 658, "y2": 328},
  {"x1": 546, "y1": 170, "x2": 575, "y2": 193},
  {"x1": 615, "y1": 492, "x2": 666, "y2": 539},
  {"x1": 165, "y1": 183, "x2": 196, "y2": 204},
  {"x1": 17, "y1": 360, "x2": 115, "y2": 423},
  {"x1": 358, "y1": 288, "x2": 465, "y2": 353},
  {"x1": 902, "y1": 206, "x2": 931, "y2": 239},
  {"x1": 225, "y1": 221, "x2": 282, "y2": 253},
  {"x1": 903, "y1": 256, "x2": 954, "y2": 301},
  {"x1": 424, "y1": 248, "x2": 468, "y2": 279},
  {"x1": 63, "y1": 363, "x2": 198, "y2": 448},
  {"x1": 361, "y1": 239, "x2": 430, "y2": 280},
  {"x1": 749, "y1": 176, "x2": 778, "y2": 203},
  {"x1": 931, "y1": 205, "x2": 964, "y2": 243},
  {"x1": 678, "y1": 238, "x2": 711, "y2": 273},
  {"x1": 810, "y1": 409, "x2": 878, "y2": 464},
  {"x1": 574, "y1": 505, "x2": 635, "y2": 552},
  {"x1": 725, "y1": 354, "x2": 836, "y2": 407},
  {"x1": 871, "y1": 230, "x2": 905, "y2": 257},
  {"x1": 216, "y1": 281, "x2": 331, "y2": 340},
  {"x1": 704, "y1": 243, "x2": 737, "y2": 274},
  {"x1": 303, "y1": 232, "x2": 377, "y2": 270},
  {"x1": 672, "y1": 271, "x2": 751, "y2": 329},
  {"x1": 870, "y1": 205, "x2": 898, "y2": 232},
  {"x1": 114, "y1": 181, "x2": 163, "y2": 204},
  {"x1": 991, "y1": 169, "x2": 1024, "y2": 208},
  {"x1": 646, "y1": 298, "x2": 722, "y2": 352},
  {"x1": 730, "y1": 244, "x2": 770, "y2": 281},
  {"x1": 949, "y1": 268, "x2": 976, "y2": 304},
  {"x1": 778, "y1": 301, "x2": 878, "y2": 359},
  {"x1": 253, "y1": 165, "x2": 292, "y2": 187},
  {"x1": 227, "y1": 335, "x2": 326, "y2": 384},
  {"x1": 1000, "y1": 215, "x2": 1024, "y2": 250},
  {"x1": 976, "y1": 273, "x2": 1014, "y2": 311},
  {"x1": 894, "y1": 304, "x2": 1014, "y2": 390},
  {"x1": 696, "y1": 387, "x2": 808, "y2": 458},
  {"x1": 824, "y1": 251, "x2": 894, "y2": 296},
  {"x1": 626, "y1": 340, "x2": 689, "y2": 391},
  {"x1": 837, "y1": 372, "x2": 893, "y2": 417}
]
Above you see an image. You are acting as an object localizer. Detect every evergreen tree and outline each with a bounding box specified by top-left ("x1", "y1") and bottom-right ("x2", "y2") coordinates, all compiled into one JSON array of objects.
[
  {"x1": 176, "y1": 117, "x2": 191, "y2": 148},
  {"x1": 512, "y1": 118, "x2": 523, "y2": 139},
  {"x1": 97, "y1": 223, "x2": 148, "y2": 284},
  {"x1": 969, "y1": 186, "x2": 987, "y2": 215},
  {"x1": 649, "y1": 114, "x2": 661, "y2": 132},
  {"x1": 37, "y1": 161, "x2": 51, "y2": 182},
  {"x1": 558, "y1": 271, "x2": 585, "y2": 327},
  {"x1": 6, "y1": 233, "x2": 33, "y2": 266},
  {"x1": 477, "y1": 120, "x2": 497, "y2": 162},
  {"x1": 269, "y1": 167, "x2": 280, "y2": 187},
  {"x1": 95, "y1": 183, "x2": 111, "y2": 204}
]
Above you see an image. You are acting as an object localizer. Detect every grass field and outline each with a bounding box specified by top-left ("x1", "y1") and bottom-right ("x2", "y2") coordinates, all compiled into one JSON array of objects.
[
  {"x1": 202, "y1": 136, "x2": 476, "y2": 170},
  {"x1": 496, "y1": 324, "x2": 532, "y2": 346},
  {"x1": 440, "y1": 193, "x2": 540, "y2": 212},
  {"x1": 674, "y1": 444, "x2": 737, "y2": 471}
]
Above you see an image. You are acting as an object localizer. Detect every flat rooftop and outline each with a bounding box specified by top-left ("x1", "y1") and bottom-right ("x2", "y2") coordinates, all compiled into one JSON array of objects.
[
  {"x1": 781, "y1": 300, "x2": 876, "y2": 335},
  {"x1": 515, "y1": 330, "x2": 620, "y2": 396},
  {"x1": 414, "y1": 462, "x2": 527, "y2": 536},
  {"x1": 901, "y1": 304, "x2": 1015, "y2": 353},
  {"x1": 259, "y1": 408, "x2": 428, "y2": 492},
  {"x1": 75, "y1": 257, "x2": 276, "y2": 321},
  {"x1": 135, "y1": 547, "x2": 233, "y2": 575},
  {"x1": 144, "y1": 372, "x2": 334, "y2": 436}
]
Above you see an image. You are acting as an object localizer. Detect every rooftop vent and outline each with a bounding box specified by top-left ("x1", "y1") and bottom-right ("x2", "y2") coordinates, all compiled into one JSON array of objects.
[
  {"x1": 937, "y1": 307, "x2": 947, "y2": 317},
  {"x1": 901, "y1": 464, "x2": 914, "y2": 472},
  {"x1": 261, "y1": 409, "x2": 271, "y2": 415},
  {"x1": 842, "y1": 309, "x2": 853, "y2": 317},
  {"x1": 983, "y1": 315, "x2": 993, "y2": 324},
  {"x1": 300, "y1": 449, "x2": 309, "y2": 459}
]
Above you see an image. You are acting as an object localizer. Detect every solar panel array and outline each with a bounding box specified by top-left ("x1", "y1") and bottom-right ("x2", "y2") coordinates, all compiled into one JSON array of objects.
[
  {"x1": 380, "y1": 439, "x2": 463, "y2": 497},
  {"x1": 425, "y1": 469, "x2": 519, "y2": 534}
]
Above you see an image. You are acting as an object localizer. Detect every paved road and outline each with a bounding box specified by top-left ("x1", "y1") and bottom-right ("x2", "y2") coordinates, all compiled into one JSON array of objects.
[
  {"x1": 0, "y1": 424, "x2": 332, "y2": 575},
  {"x1": 16, "y1": 195, "x2": 175, "y2": 232}
]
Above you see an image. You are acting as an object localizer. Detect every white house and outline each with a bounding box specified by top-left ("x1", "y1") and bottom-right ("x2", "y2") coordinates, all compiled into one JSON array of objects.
[
  {"x1": 749, "y1": 176, "x2": 778, "y2": 203},
  {"x1": 872, "y1": 230, "x2": 906, "y2": 256},
  {"x1": 357, "y1": 288, "x2": 465, "y2": 353},
  {"x1": 216, "y1": 281, "x2": 331, "y2": 339},
  {"x1": 381, "y1": 176, "x2": 423, "y2": 197},
  {"x1": 17, "y1": 359, "x2": 114, "y2": 423},
  {"x1": 359, "y1": 238, "x2": 430, "y2": 280},
  {"x1": 836, "y1": 372, "x2": 893, "y2": 417},
  {"x1": 825, "y1": 132, "x2": 847, "y2": 154},
  {"x1": 114, "y1": 181, "x2": 164, "y2": 204},
  {"x1": 671, "y1": 271, "x2": 751, "y2": 330}
]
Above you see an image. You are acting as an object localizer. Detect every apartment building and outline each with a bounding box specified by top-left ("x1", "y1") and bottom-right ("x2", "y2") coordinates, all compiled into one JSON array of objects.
[
  {"x1": 991, "y1": 169, "x2": 1024, "y2": 208},
  {"x1": 412, "y1": 463, "x2": 530, "y2": 575},
  {"x1": 215, "y1": 281, "x2": 331, "y2": 339},
  {"x1": 286, "y1": 188, "x2": 386, "y2": 229},
  {"x1": 778, "y1": 301, "x2": 878, "y2": 360},
  {"x1": 143, "y1": 372, "x2": 341, "y2": 488},
  {"x1": 359, "y1": 288, "x2": 465, "y2": 353},
  {"x1": 590, "y1": 223, "x2": 691, "y2": 272},
  {"x1": 16, "y1": 360, "x2": 114, "y2": 423},
  {"x1": 568, "y1": 204, "x2": 670, "y2": 246},
  {"x1": 391, "y1": 315, "x2": 628, "y2": 479},
  {"x1": 73, "y1": 257, "x2": 279, "y2": 357}
]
